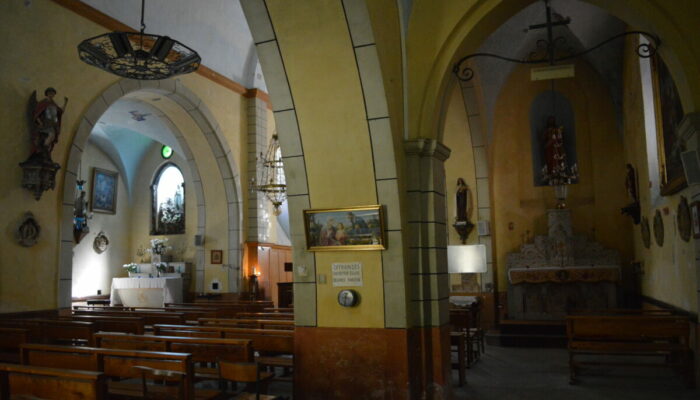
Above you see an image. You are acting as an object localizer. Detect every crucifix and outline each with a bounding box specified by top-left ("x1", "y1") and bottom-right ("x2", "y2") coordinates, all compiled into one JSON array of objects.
[{"x1": 528, "y1": 0, "x2": 571, "y2": 65}]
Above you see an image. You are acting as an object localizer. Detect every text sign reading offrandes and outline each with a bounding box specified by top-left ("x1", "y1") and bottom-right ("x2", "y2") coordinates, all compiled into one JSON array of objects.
[{"x1": 331, "y1": 262, "x2": 363, "y2": 287}]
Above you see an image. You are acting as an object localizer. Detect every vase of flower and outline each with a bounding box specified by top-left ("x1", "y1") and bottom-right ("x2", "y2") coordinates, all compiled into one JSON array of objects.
[{"x1": 123, "y1": 263, "x2": 138, "y2": 277}]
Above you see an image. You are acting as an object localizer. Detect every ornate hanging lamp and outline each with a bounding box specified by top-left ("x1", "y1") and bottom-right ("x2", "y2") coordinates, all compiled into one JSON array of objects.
[
  {"x1": 453, "y1": 0, "x2": 660, "y2": 82},
  {"x1": 77, "y1": 0, "x2": 200, "y2": 80},
  {"x1": 255, "y1": 134, "x2": 287, "y2": 216}
]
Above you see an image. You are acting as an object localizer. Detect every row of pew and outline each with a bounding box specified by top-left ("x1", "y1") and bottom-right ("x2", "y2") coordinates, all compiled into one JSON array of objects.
[{"x1": 0, "y1": 300, "x2": 295, "y2": 399}]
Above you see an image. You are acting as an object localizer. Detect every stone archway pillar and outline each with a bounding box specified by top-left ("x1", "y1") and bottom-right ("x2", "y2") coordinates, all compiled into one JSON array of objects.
[{"x1": 404, "y1": 138, "x2": 453, "y2": 399}]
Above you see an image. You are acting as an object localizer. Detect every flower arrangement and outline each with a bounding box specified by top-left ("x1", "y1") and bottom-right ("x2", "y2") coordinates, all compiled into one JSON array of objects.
[
  {"x1": 146, "y1": 238, "x2": 171, "y2": 256},
  {"x1": 156, "y1": 263, "x2": 168, "y2": 273},
  {"x1": 123, "y1": 263, "x2": 138, "y2": 273}
]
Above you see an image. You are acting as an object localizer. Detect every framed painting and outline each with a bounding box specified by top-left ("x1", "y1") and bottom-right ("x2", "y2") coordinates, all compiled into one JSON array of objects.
[
  {"x1": 652, "y1": 55, "x2": 687, "y2": 195},
  {"x1": 91, "y1": 168, "x2": 118, "y2": 214},
  {"x1": 211, "y1": 250, "x2": 223, "y2": 264},
  {"x1": 304, "y1": 205, "x2": 386, "y2": 251}
]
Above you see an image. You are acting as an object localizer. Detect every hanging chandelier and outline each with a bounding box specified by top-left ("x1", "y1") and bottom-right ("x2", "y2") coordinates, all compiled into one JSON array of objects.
[
  {"x1": 255, "y1": 134, "x2": 287, "y2": 216},
  {"x1": 453, "y1": 0, "x2": 660, "y2": 82},
  {"x1": 77, "y1": 0, "x2": 201, "y2": 80}
]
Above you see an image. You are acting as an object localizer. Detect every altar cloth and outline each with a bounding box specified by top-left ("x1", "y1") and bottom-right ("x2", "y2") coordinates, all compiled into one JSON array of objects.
[{"x1": 110, "y1": 277, "x2": 183, "y2": 307}]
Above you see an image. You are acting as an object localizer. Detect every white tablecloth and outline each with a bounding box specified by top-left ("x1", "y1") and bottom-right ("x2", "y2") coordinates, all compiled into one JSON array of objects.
[{"x1": 110, "y1": 277, "x2": 183, "y2": 307}]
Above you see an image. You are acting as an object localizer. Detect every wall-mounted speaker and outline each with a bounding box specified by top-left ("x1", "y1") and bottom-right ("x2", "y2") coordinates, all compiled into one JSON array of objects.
[
  {"x1": 477, "y1": 220, "x2": 490, "y2": 236},
  {"x1": 194, "y1": 234, "x2": 204, "y2": 247},
  {"x1": 284, "y1": 262, "x2": 293, "y2": 272},
  {"x1": 681, "y1": 150, "x2": 700, "y2": 185}
]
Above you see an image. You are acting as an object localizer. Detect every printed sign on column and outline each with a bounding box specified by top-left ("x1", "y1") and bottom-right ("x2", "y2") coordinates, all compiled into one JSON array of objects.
[{"x1": 331, "y1": 262, "x2": 363, "y2": 287}]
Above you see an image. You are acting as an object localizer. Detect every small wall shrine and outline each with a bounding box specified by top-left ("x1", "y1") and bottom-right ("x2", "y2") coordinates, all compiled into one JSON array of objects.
[{"x1": 507, "y1": 209, "x2": 620, "y2": 320}]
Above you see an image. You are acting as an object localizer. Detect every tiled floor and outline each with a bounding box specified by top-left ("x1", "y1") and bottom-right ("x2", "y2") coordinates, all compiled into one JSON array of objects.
[{"x1": 453, "y1": 344, "x2": 700, "y2": 400}]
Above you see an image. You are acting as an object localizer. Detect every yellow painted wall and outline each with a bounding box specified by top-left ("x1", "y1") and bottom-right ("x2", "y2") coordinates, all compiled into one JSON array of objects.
[
  {"x1": 443, "y1": 84, "x2": 479, "y2": 289},
  {"x1": 72, "y1": 142, "x2": 131, "y2": 298},
  {"x1": 144, "y1": 95, "x2": 231, "y2": 293},
  {"x1": 491, "y1": 60, "x2": 632, "y2": 290},
  {"x1": 266, "y1": 0, "x2": 384, "y2": 328},
  {"x1": 0, "y1": 0, "x2": 251, "y2": 311},
  {"x1": 128, "y1": 145, "x2": 197, "y2": 285},
  {"x1": 622, "y1": 37, "x2": 698, "y2": 312}
]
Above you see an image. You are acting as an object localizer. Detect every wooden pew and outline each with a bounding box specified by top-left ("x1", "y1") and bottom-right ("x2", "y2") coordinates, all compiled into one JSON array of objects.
[
  {"x1": 61, "y1": 314, "x2": 145, "y2": 334},
  {"x1": 20, "y1": 343, "x2": 220, "y2": 400},
  {"x1": 236, "y1": 312, "x2": 295, "y2": 320},
  {"x1": 0, "y1": 362, "x2": 106, "y2": 399},
  {"x1": 567, "y1": 314, "x2": 695, "y2": 387},
  {"x1": 73, "y1": 309, "x2": 186, "y2": 326},
  {"x1": 263, "y1": 307, "x2": 294, "y2": 313},
  {"x1": 0, "y1": 319, "x2": 96, "y2": 346},
  {"x1": 198, "y1": 318, "x2": 295, "y2": 330},
  {"x1": 94, "y1": 332, "x2": 253, "y2": 380},
  {"x1": 153, "y1": 325, "x2": 294, "y2": 354},
  {"x1": 0, "y1": 328, "x2": 29, "y2": 363},
  {"x1": 75, "y1": 305, "x2": 217, "y2": 322},
  {"x1": 166, "y1": 303, "x2": 270, "y2": 317}
]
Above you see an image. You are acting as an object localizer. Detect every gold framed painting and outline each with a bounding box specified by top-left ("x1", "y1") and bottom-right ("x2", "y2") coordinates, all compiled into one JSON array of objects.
[
  {"x1": 304, "y1": 205, "x2": 386, "y2": 251},
  {"x1": 91, "y1": 168, "x2": 118, "y2": 214},
  {"x1": 651, "y1": 55, "x2": 686, "y2": 196}
]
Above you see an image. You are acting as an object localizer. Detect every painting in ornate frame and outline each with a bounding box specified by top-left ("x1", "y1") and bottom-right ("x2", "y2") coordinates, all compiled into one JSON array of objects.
[
  {"x1": 652, "y1": 55, "x2": 687, "y2": 196},
  {"x1": 304, "y1": 205, "x2": 386, "y2": 251},
  {"x1": 691, "y1": 201, "x2": 700, "y2": 239},
  {"x1": 211, "y1": 250, "x2": 222, "y2": 264},
  {"x1": 91, "y1": 168, "x2": 118, "y2": 214}
]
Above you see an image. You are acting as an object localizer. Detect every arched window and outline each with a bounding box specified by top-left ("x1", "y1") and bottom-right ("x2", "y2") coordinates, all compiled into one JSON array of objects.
[{"x1": 151, "y1": 163, "x2": 185, "y2": 235}]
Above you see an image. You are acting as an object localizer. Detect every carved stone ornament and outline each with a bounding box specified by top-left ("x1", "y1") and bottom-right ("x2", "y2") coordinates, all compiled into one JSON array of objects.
[
  {"x1": 653, "y1": 210, "x2": 664, "y2": 247},
  {"x1": 93, "y1": 231, "x2": 109, "y2": 254},
  {"x1": 640, "y1": 216, "x2": 651, "y2": 249},
  {"x1": 16, "y1": 212, "x2": 40, "y2": 247},
  {"x1": 677, "y1": 196, "x2": 692, "y2": 242}
]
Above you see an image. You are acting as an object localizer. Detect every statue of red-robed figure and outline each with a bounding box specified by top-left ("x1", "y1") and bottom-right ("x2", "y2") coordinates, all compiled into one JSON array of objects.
[{"x1": 30, "y1": 87, "x2": 68, "y2": 159}]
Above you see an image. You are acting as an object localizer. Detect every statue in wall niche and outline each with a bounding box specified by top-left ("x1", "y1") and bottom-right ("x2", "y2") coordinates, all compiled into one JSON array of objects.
[
  {"x1": 16, "y1": 212, "x2": 40, "y2": 247},
  {"x1": 621, "y1": 164, "x2": 641, "y2": 224},
  {"x1": 453, "y1": 178, "x2": 475, "y2": 244}
]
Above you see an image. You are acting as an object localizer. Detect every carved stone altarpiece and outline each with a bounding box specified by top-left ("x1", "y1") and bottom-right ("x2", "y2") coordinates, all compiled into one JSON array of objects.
[{"x1": 507, "y1": 209, "x2": 620, "y2": 320}]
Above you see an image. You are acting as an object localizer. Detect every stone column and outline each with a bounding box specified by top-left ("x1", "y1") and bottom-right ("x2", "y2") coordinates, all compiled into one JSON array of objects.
[{"x1": 404, "y1": 138, "x2": 452, "y2": 398}]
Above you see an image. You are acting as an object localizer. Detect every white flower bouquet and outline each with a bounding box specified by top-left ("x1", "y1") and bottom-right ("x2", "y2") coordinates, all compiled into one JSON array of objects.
[
  {"x1": 123, "y1": 263, "x2": 138, "y2": 273},
  {"x1": 146, "y1": 238, "x2": 172, "y2": 256}
]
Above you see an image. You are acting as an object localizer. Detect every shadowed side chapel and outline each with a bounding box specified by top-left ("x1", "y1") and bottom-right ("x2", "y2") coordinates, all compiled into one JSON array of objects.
[{"x1": 1, "y1": 0, "x2": 700, "y2": 399}]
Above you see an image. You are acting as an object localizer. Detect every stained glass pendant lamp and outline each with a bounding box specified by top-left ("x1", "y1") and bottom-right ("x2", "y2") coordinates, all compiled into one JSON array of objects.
[{"x1": 77, "y1": 0, "x2": 201, "y2": 80}]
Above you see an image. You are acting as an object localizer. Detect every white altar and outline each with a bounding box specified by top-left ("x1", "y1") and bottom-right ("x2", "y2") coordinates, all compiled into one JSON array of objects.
[{"x1": 110, "y1": 277, "x2": 183, "y2": 307}]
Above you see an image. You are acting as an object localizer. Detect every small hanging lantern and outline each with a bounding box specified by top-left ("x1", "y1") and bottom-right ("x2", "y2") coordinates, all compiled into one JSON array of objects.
[
  {"x1": 73, "y1": 179, "x2": 91, "y2": 244},
  {"x1": 254, "y1": 134, "x2": 287, "y2": 216}
]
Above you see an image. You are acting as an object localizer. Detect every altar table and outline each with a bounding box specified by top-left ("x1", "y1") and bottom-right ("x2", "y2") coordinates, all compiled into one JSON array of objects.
[{"x1": 110, "y1": 277, "x2": 183, "y2": 307}]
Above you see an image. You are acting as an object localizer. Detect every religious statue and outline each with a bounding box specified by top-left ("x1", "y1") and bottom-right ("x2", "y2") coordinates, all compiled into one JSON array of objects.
[
  {"x1": 29, "y1": 87, "x2": 68, "y2": 160},
  {"x1": 453, "y1": 177, "x2": 474, "y2": 243},
  {"x1": 73, "y1": 179, "x2": 91, "y2": 243},
  {"x1": 621, "y1": 164, "x2": 641, "y2": 224},
  {"x1": 541, "y1": 116, "x2": 577, "y2": 186},
  {"x1": 19, "y1": 88, "x2": 67, "y2": 200},
  {"x1": 539, "y1": 116, "x2": 578, "y2": 209}
]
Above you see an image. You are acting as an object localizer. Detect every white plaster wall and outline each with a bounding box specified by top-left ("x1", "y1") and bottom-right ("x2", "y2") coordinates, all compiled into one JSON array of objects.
[{"x1": 71, "y1": 143, "x2": 131, "y2": 298}]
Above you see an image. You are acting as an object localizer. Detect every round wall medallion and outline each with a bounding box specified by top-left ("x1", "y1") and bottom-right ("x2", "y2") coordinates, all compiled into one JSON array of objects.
[
  {"x1": 17, "y1": 212, "x2": 40, "y2": 247},
  {"x1": 640, "y1": 216, "x2": 651, "y2": 249},
  {"x1": 653, "y1": 210, "x2": 664, "y2": 247},
  {"x1": 93, "y1": 231, "x2": 109, "y2": 254},
  {"x1": 677, "y1": 196, "x2": 691, "y2": 242}
]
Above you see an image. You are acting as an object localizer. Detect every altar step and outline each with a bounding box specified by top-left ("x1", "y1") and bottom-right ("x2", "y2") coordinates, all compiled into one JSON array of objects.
[{"x1": 486, "y1": 319, "x2": 567, "y2": 348}]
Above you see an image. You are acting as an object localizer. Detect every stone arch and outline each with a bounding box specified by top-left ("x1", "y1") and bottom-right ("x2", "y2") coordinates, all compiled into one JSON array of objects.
[
  {"x1": 420, "y1": 0, "x2": 699, "y2": 143},
  {"x1": 241, "y1": 0, "x2": 408, "y2": 328},
  {"x1": 57, "y1": 79, "x2": 242, "y2": 308}
]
